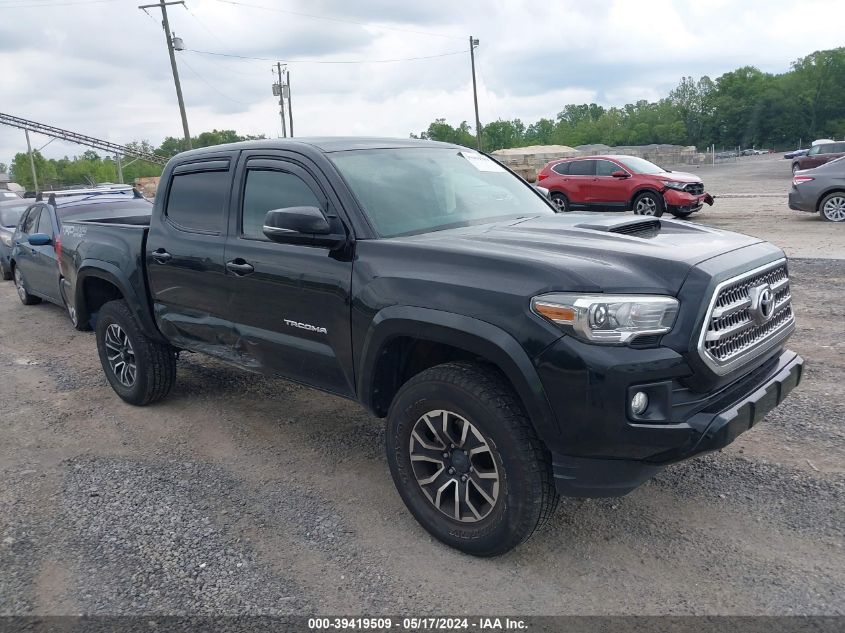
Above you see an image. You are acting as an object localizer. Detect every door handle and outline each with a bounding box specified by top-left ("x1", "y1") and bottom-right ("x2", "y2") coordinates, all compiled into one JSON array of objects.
[
  {"x1": 152, "y1": 249, "x2": 172, "y2": 264},
  {"x1": 226, "y1": 260, "x2": 255, "y2": 276}
]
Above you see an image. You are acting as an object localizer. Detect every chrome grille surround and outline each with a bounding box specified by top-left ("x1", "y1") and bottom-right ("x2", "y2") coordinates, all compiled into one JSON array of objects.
[{"x1": 697, "y1": 259, "x2": 795, "y2": 375}]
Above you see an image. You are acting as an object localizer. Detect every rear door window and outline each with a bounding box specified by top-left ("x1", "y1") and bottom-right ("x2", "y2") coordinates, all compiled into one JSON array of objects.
[
  {"x1": 568, "y1": 160, "x2": 596, "y2": 176},
  {"x1": 165, "y1": 169, "x2": 229, "y2": 233}
]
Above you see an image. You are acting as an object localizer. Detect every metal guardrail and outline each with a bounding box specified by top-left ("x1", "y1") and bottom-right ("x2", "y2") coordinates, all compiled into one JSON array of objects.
[{"x1": 0, "y1": 112, "x2": 169, "y2": 165}]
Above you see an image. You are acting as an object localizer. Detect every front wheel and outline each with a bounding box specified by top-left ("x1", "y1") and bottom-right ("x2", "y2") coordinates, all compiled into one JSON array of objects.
[
  {"x1": 633, "y1": 191, "x2": 665, "y2": 217},
  {"x1": 96, "y1": 300, "x2": 177, "y2": 405},
  {"x1": 13, "y1": 266, "x2": 41, "y2": 305},
  {"x1": 386, "y1": 362, "x2": 558, "y2": 556},
  {"x1": 550, "y1": 192, "x2": 569, "y2": 213},
  {"x1": 819, "y1": 192, "x2": 845, "y2": 222},
  {"x1": 669, "y1": 210, "x2": 693, "y2": 219}
]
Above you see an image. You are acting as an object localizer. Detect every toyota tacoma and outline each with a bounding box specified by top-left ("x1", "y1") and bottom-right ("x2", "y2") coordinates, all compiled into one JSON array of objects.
[{"x1": 55, "y1": 138, "x2": 803, "y2": 556}]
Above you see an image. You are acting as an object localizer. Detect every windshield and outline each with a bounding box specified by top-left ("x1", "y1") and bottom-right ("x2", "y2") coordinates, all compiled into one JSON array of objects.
[
  {"x1": 330, "y1": 147, "x2": 553, "y2": 237},
  {"x1": 0, "y1": 205, "x2": 28, "y2": 228},
  {"x1": 616, "y1": 156, "x2": 667, "y2": 175}
]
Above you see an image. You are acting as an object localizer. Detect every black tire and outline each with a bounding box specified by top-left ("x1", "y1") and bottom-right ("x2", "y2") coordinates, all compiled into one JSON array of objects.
[
  {"x1": 633, "y1": 191, "x2": 665, "y2": 217},
  {"x1": 669, "y1": 210, "x2": 693, "y2": 219},
  {"x1": 386, "y1": 361, "x2": 558, "y2": 556},
  {"x1": 61, "y1": 285, "x2": 89, "y2": 331},
  {"x1": 818, "y1": 192, "x2": 845, "y2": 222},
  {"x1": 95, "y1": 300, "x2": 176, "y2": 406},
  {"x1": 13, "y1": 266, "x2": 41, "y2": 305},
  {"x1": 0, "y1": 260, "x2": 11, "y2": 281},
  {"x1": 792, "y1": 163, "x2": 801, "y2": 174},
  {"x1": 550, "y1": 192, "x2": 569, "y2": 213}
]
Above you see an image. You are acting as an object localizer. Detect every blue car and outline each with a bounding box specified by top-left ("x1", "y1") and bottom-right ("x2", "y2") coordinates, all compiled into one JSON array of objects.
[
  {"x1": 784, "y1": 148, "x2": 809, "y2": 159},
  {"x1": 0, "y1": 199, "x2": 31, "y2": 280},
  {"x1": 11, "y1": 192, "x2": 151, "y2": 325}
]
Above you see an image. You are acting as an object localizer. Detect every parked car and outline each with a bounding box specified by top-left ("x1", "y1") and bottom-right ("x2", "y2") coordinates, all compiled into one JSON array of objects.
[
  {"x1": 1, "y1": 191, "x2": 21, "y2": 200},
  {"x1": 11, "y1": 192, "x2": 152, "y2": 321},
  {"x1": 789, "y1": 157, "x2": 845, "y2": 222},
  {"x1": 57, "y1": 138, "x2": 802, "y2": 556},
  {"x1": 537, "y1": 154, "x2": 714, "y2": 218},
  {"x1": 791, "y1": 142, "x2": 845, "y2": 173},
  {"x1": 784, "y1": 149, "x2": 809, "y2": 159},
  {"x1": 0, "y1": 199, "x2": 30, "y2": 280}
]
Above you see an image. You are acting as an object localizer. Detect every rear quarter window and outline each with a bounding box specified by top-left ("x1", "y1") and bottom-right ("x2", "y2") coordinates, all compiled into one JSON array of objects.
[{"x1": 552, "y1": 162, "x2": 570, "y2": 175}]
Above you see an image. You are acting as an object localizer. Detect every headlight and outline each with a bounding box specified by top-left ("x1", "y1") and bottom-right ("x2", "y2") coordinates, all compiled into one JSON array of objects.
[
  {"x1": 0, "y1": 232, "x2": 12, "y2": 247},
  {"x1": 531, "y1": 293, "x2": 679, "y2": 344},
  {"x1": 662, "y1": 181, "x2": 688, "y2": 191}
]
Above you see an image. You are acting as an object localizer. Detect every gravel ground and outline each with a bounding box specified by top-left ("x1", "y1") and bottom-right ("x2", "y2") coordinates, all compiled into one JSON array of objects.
[{"x1": 0, "y1": 158, "x2": 843, "y2": 616}]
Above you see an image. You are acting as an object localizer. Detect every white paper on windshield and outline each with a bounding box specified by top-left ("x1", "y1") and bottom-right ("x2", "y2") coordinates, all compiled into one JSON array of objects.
[{"x1": 459, "y1": 151, "x2": 506, "y2": 172}]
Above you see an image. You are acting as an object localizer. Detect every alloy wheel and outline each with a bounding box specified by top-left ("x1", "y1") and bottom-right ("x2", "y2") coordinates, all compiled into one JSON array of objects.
[
  {"x1": 408, "y1": 409, "x2": 500, "y2": 523},
  {"x1": 551, "y1": 195, "x2": 567, "y2": 212},
  {"x1": 822, "y1": 196, "x2": 845, "y2": 222},
  {"x1": 636, "y1": 196, "x2": 658, "y2": 215},
  {"x1": 14, "y1": 268, "x2": 27, "y2": 302},
  {"x1": 104, "y1": 323, "x2": 137, "y2": 387}
]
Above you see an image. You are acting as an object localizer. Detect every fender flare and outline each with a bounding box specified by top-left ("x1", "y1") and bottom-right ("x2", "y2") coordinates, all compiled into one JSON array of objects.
[
  {"x1": 73, "y1": 261, "x2": 162, "y2": 340},
  {"x1": 358, "y1": 305, "x2": 561, "y2": 444}
]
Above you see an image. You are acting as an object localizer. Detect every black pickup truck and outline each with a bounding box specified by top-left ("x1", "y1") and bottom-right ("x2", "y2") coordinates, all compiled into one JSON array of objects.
[{"x1": 58, "y1": 138, "x2": 803, "y2": 556}]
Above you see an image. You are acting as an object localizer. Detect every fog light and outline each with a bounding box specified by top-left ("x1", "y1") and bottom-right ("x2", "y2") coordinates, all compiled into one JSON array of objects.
[{"x1": 631, "y1": 392, "x2": 649, "y2": 416}]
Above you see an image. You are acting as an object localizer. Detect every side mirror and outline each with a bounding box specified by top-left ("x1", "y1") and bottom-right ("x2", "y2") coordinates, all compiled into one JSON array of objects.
[
  {"x1": 28, "y1": 232, "x2": 52, "y2": 246},
  {"x1": 263, "y1": 206, "x2": 345, "y2": 249},
  {"x1": 532, "y1": 185, "x2": 551, "y2": 200},
  {"x1": 611, "y1": 170, "x2": 630, "y2": 178}
]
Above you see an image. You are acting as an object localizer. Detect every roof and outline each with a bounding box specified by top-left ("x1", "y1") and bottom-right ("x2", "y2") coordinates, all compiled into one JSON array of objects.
[{"x1": 176, "y1": 136, "x2": 459, "y2": 160}]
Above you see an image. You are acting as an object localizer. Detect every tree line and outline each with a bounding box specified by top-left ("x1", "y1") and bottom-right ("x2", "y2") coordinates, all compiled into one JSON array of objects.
[
  {"x1": 415, "y1": 48, "x2": 845, "y2": 152},
  {"x1": 5, "y1": 130, "x2": 263, "y2": 191}
]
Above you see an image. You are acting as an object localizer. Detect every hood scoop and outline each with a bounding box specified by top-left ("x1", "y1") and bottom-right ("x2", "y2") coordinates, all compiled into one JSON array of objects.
[{"x1": 574, "y1": 217, "x2": 661, "y2": 238}]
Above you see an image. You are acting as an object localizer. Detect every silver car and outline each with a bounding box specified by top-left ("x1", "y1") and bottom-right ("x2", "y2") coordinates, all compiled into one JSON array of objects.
[
  {"x1": 0, "y1": 199, "x2": 32, "y2": 280},
  {"x1": 788, "y1": 156, "x2": 845, "y2": 222}
]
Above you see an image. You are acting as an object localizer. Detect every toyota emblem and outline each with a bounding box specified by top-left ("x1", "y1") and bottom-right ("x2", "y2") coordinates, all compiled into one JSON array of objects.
[{"x1": 749, "y1": 283, "x2": 775, "y2": 325}]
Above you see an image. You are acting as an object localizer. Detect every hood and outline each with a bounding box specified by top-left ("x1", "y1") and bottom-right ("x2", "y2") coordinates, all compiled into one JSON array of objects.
[
  {"x1": 391, "y1": 213, "x2": 765, "y2": 295},
  {"x1": 653, "y1": 170, "x2": 701, "y2": 183}
]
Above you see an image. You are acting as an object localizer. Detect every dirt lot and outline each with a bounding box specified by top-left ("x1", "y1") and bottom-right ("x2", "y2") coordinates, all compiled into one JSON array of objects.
[{"x1": 1, "y1": 156, "x2": 843, "y2": 617}]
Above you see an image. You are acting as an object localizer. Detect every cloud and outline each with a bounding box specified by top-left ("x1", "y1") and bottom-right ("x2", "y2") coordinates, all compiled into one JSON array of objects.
[{"x1": 1, "y1": 0, "x2": 845, "y2": 166}]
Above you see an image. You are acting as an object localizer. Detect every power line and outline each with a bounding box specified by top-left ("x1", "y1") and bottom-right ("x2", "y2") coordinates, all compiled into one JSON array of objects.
[
  {"x1": 210, "y1": 0, "x2": 465, "y2": 41},
  {"x1": 178, "y1": 56, "x2": 254, "y2": 105},
  {"x1": 183, "y1": 47, "x2": 468, "y2": 65}
]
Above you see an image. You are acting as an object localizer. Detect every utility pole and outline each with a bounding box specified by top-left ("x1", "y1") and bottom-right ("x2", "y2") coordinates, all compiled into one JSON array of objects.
[
  {"x1": 24, "y1": 129, "x2": 38, "y2": 191},
  {"x1": 139, "y1": 0, "x2": 192, "y2": 149},
  {"x1": 469, "y1": 36, "x2": 482, "y2": 150},
  {"x1": 116, "y1": 154, "x2": 124, "y2": 184},
  {"x1": 286, "y1": 68, "x2": 294, "y2": 137},
  {"x1": 274, "y1": 62, "x2": 287, "y2": 138}
]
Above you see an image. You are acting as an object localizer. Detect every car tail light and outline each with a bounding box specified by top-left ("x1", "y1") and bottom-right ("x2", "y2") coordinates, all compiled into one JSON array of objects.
[
  {"x1": 537, "y1": 172, "x2": 548, "y2": 181},
  {"x1": 55, "y1": 233, "x2": 62, "y2": 267},
  {"x1": 793, "y1": 175, "x2": 814, "y2": 186}
]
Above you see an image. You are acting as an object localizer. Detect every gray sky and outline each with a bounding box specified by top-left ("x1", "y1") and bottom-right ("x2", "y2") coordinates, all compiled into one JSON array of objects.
[{"x1": 1, "y1": 0, "x2": 843, "y2": 165}]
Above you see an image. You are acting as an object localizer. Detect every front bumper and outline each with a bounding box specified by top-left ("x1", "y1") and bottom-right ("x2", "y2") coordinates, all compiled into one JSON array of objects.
[
  {"x1": 538, "y1": 345, "x2": 803, "y2": 497},
  {"x1": 663, "y1": 190, "x2": 714, "y2": 213},
  {"x1": 788, "y1": 187, "x2": 816, "y2": 213}
]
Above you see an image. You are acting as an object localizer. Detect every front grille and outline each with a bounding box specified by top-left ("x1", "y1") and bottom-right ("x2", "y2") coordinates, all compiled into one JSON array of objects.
[
  {"x1": 684, "y1": 183, "x2": 704, "y2": 195},
  {"x1": 698, "y1": 261, "x2": 794, "y2": 374}
]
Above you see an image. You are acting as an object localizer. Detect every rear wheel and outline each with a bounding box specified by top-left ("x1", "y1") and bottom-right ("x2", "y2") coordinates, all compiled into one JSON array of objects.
[
  {"x1": 385, "y1": 361, "x2": 558, "y2": 556},
  {"x1": 819, "y1": 192, "x2": 845, "y2": 222},
  {"x1": 13, "y1": 266, "x2": 41, "y2": 305},
  {"x1": 633, "y1": 191, "x2": 665, "y2": 217},
  {"x1": 550, "y1": 193, "x2": 569, "y2": 213},
  {"x1": 96, "y1": 300, "x2": 177, "y2": 406}
]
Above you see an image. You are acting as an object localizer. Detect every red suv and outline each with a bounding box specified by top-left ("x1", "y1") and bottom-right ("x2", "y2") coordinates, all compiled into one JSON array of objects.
[
  {"x1": 536, "y1": 155, "x2": 714, "y2": 218},
  {"x1": 792, "y1": 142, "x2": 845, "y2": 173}
]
